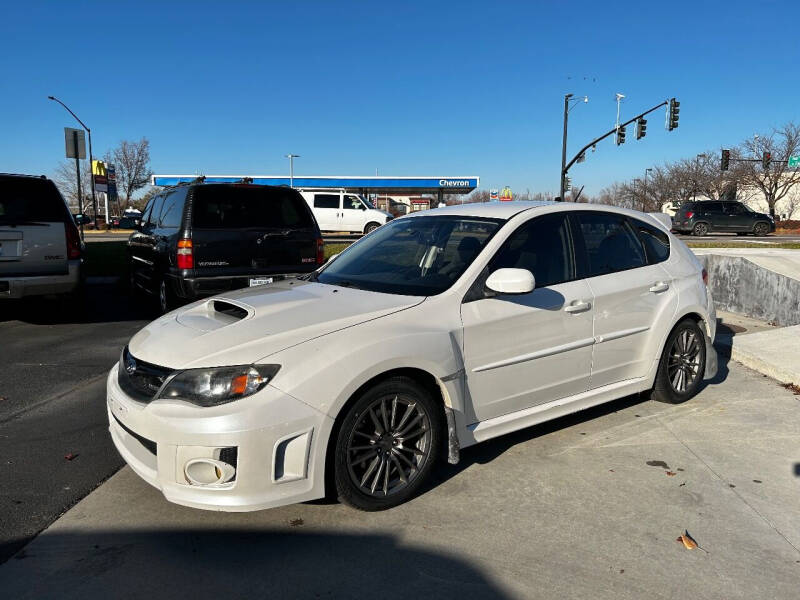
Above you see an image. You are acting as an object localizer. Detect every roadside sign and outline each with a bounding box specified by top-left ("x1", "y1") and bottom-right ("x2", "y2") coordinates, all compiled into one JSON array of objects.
[
  {"x1": 107, "y1": 164, "x2": 117, "y2": 201},
  {"x1": 789, "y1": 156, "x2": 800, "y2": 168},
  {"x1": 64, "y1": 127, "x2": 86, "y2": 159},
  {"x1": 500, "y1": 186, "x2": 513, "y2": 201},
  {"x1": 490, "y1": 189, "x2": 499, "y2": 201},
  {"x1": 92, "y1": 160, "x2": 108, "y2": 193}
]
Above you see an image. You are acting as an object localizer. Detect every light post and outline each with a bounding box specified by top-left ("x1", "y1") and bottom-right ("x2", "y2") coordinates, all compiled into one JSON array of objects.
[
  {"x1": 285, "y1": 154, "x2": 300, "y2": 188},
  {"x1": 560, "y1": 93, "x2": 588, "y2": 201},
  {"x1": 693, "y1": 153, "x2": 707, "y2": 201},
  {"x1": 48, "y1": 96, "x2": 99, "y2": 230},
  {"x1": 643, "y1": 167, "x2": 653, "y2": 210}
]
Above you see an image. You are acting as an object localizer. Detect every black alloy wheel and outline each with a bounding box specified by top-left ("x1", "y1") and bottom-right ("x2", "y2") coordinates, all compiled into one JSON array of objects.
[
  {"x1": 650, "y1": 319, "x2": 707, "y2": 404},
  {"x1": 334, "y1": 376, "x2": 442, "y2": 510},
  {"x1": 692, "y1": 222, "x2": 709, "y2": 236}
]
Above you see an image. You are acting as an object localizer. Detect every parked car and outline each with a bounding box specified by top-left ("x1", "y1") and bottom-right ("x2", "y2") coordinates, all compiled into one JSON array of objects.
[
  {"x1": 672, "y1": 200, "x2": 774, "y2": 236},
  {"x1": 73, "y1": 213, "x2": 91, "y2": 226},
  {"x1": 128, "y1": 182, "x2": 324, "y2": 313},
  {"x1": 1, "y1": 173, "x2": 83, "y2": 300},
  {"x1": 298, "y1": 189, "x2": 392, "y2": 233},
  {"x1": 117, "y1": 216, "x2": 139, "y2": 229},
  {"x1": 109, "y1": 202, "x2": 716, "y2": 512}
]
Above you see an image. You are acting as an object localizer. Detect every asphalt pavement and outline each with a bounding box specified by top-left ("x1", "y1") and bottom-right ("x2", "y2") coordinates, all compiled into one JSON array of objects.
[
  {"x1": 675, "y1": 232, "x2": 800, "y2": 243},
  {"x1": 0, "y1": 283, "x2": 151, "y2": 562}
]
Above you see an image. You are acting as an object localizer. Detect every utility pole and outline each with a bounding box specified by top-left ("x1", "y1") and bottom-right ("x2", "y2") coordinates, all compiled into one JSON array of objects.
[
  {"x1": 560, "y1": 93, "x2": 588, "y2": 201},
  {"x1": 643, "y1": 167, "x2": 652, "y2": 211},
  {"x1": 48, "y1": 96, "x2": 99, "y2": 230},
  {"x1": 285, "y1": 154, "x2": 300, "y2": 188},
  {"x1": 72, "y1": 129, "x2": 84, "y2": 240}
]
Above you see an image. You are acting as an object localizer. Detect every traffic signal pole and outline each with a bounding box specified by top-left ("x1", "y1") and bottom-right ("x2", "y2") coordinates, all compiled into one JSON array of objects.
[{"x1": 561, "y1": 100, "x2": 670, "y2": 189}]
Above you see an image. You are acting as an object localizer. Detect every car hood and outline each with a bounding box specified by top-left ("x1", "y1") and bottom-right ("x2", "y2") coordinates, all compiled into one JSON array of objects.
[{"x1": 127, "y1": 280, "x2": 423, "y2": 369}]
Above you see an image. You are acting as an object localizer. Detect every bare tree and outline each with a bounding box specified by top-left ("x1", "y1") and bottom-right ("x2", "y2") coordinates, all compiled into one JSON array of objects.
[
  {"x1": 739, "y1": 123, "x2": 800, "y2": 217},
  {"x1": 105, "y1": 138, "x2": 153, "y2": 208},
  {"x1": 52, "y1": 159, "x2": 92, "y2": 214}
]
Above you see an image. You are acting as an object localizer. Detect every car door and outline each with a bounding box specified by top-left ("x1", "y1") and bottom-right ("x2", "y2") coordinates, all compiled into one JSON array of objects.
[
  {"x1": 312, "y1": 193, "x2": 341, "y2": 232},
  {"x1": 461, "y1": 212, "x2": 595, "y2": 423},
  {"x1": 700, "y1": 201, "x2": 725, "y2": 231},
  {"x1": 129, "y1": 194, "x2": 165, "y2": 293},
  {"x1": 572, "y1": 211, "x2": 677, "y2": 389},
  {"x1": 341, "y1": 194, "x2": 367, "y2": 232},
  {"x1": 723, "y1": 202, "x2": 750, "y2": 231}
]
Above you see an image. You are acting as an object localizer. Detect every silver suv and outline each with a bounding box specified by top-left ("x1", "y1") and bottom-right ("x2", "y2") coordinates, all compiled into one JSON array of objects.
[{"x1": 0, "y1": 174, "x2": 83, "y2": 299}]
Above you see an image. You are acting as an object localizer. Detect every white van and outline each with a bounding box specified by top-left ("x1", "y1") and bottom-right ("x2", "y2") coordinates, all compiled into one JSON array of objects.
[{"x1": 298, "y1": 189, "x2": 392, "y2": 234}]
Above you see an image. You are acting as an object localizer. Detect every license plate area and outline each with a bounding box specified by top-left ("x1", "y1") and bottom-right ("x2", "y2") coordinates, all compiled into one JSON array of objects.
[
  {"x1": 0, "y1": 237, "x2": 22, "y2": 260},
  {"x1": 249, "y1": 277, "x2": 273, "y2": 287}
]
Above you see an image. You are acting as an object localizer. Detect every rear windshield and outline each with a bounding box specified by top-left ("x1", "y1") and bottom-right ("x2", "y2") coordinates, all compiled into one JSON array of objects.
[
  {"x1": 0, "y1": 177, "x2": 69, "y2": 224},
  {"x1": 191, "y1": 186, "x2": 315, "y2": 229}
]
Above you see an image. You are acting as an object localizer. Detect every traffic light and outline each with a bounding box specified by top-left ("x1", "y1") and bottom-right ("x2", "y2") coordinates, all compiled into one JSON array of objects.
[
  {"x1": 616, "y1": 125, "x2": 626, "y2": 146},
  {"x1": 721, "y1": 149, "x2": 730, "y2": 171},
  {"x1": 564, "y1": 175, "x2": 572, "y2": 191},
  {"x1": 762, "y1": 151, "x2": 771, "y2": 170},
  {"x1": 668, "y1": 98, "x2": 680, "y2": 131},
  {"x1": 636, "y1": 117, "x2": 647, "y2": 140}
]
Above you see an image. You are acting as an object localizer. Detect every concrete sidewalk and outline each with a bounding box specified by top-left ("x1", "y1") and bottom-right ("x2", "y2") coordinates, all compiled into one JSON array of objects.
[
  {"x1": 692, "y1": 248, "x2": 800, "y2": 281},
  {"x1": 729, "y1": 325, "x2": 800, "y2": 385},
  {"x1": 1, "y1": 359, "x2": 798, "y2": 599}
]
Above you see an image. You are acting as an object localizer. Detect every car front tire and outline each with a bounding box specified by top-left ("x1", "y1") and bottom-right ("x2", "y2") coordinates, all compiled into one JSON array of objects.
[
  {"x1": 333, "y1": 376, "x2": 443, "y2": 511},
  {"x1": 753, "y1": 222, "x2": 770, "y2": 236},
  {"x1": 650, "y1": 318, "x2": 707, "y2": 404},
  {"x1": 364, "y1": 222, "x2": 381, "y2": 234}
]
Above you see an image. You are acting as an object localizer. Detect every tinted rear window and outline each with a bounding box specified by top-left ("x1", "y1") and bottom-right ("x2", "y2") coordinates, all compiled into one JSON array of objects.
[
  {"x1": 192, "y1": 186, "x2": 315, "y2": 229},
  {"x1": 0, "y1": 177, "x2": 68, "y2": 223}
]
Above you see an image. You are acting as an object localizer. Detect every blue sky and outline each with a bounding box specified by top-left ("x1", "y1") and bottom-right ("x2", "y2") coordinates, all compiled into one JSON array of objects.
[{"x1": 1, "y1": 0, "x2": 797, "y2": 196}]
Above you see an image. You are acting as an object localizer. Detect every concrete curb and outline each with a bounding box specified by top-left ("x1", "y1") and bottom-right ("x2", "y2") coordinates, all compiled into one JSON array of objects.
[{"x1": 729, "y1": 324, "x2": 800, "y2": 385}]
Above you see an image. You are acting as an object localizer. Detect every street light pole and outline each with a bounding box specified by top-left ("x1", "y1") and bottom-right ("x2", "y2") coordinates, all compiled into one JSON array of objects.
[
  {"x1": 285, "y1": 154, "x2": 300, "y2": 188},
  {"x1": 48, "y1": 96, "x2": 99, "y2": 230},
  {"x1": 644, "y1": 167, "x2": 653, "y2": 211},
  {"x1": 560, "y1": 93, "x2": 588, "y2": 201}
]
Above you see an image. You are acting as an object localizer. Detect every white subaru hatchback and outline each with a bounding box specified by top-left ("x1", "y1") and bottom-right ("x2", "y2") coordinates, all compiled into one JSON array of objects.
[{"x1": 108, "y1": 202, "x2": 716, "y2": 511}]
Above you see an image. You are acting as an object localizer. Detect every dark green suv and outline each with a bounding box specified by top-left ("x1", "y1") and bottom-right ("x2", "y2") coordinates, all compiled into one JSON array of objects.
[{"x1": 673, "y1": 201, "x2": 774, "y2": 236}]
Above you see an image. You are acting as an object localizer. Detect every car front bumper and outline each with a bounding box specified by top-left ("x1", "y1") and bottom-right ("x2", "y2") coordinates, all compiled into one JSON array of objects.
[
  {"x1": 0, "y1": 260, "x2": 81, "y2": 299},
  {"x1": 106, "y1": 364, "x2": 334, "y2": 512}
]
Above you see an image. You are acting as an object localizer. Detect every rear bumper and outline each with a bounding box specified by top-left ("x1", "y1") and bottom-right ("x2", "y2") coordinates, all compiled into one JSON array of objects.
[
  {"x1": 169, "y1": 271, "x2": 315, "y2": 300},
  {"x1": 0, "y1": 260, "x2": 82, "y2": 299}
]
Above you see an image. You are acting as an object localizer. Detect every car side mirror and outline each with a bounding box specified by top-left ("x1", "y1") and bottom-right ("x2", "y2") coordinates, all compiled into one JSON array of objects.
[
  {"x1": 485, "y1": 268, "x2": 535, "y2": 295},
  {"x1": 361, "y1": 204, "x2": 367, "y2": 210}
]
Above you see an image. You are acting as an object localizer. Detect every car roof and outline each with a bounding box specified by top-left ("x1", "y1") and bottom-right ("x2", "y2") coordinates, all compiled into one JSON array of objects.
[{"x1": 404, "y1": 201, "x2": 667, "y2": 226}]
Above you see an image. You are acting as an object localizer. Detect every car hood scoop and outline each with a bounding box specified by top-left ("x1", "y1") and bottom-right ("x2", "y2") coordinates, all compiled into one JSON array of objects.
[{"x1": 128, "y1": 280, "x2": 423, "y2": 369}]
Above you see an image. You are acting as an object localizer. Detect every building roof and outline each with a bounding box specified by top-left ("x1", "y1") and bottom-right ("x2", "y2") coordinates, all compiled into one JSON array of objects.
[{"x1": 151, "y1": 174, "x2": 479, "y2": 194}]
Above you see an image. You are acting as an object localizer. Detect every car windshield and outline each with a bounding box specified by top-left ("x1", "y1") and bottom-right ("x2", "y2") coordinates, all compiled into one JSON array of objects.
[
  {"x1": 314, "y1": 215, "x2": 503, "y2": 296},
  {"x1": 361, "y1": 196, "x2": 376, "y2": 209}
]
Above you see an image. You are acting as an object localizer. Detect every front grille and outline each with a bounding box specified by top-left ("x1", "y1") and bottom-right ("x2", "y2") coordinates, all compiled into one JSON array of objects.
[
  {"x1": 218, "y1": 447, "x2": 238, "y2": 469},
  {"x1": 118, "y1": 346, "x2": 174, "y2": 403},
  {"x1": 112, "y1": 413, "x2": 157, "y2": 456}
]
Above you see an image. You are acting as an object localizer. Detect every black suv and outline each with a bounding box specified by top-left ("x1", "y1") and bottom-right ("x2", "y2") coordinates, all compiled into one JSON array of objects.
[
  {"x1": 129, "y1": 181, "x2": 324, "y2": 313},
  {"x1": 672, "y1": 200, "x2": 774, "y2": 236}
]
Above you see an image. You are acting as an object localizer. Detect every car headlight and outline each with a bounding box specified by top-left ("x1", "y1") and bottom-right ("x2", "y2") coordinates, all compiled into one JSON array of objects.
[{"x1": 158, "y1": 365, "x2": 280, "y2": 407}]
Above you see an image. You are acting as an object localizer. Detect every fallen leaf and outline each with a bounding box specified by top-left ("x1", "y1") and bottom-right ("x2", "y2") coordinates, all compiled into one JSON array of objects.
[
  {"x1": 665, "y1": 471, "x2": 677, "y2": 476},
  {"x1": 64, "y1": 453, "x2": 78, "y2": 461},
  {"x1": 677, "y1": 530, "x2": 708, "y2": 552},
  {"x1": 679, "y1": 482, "x2": 686, "y2": 487},
  {"x1": 289, "y1": 518, "x2": 304, "y2": 527},
  {"x1": 609, "y1": 469, "x2": 615, "y2": 473}
]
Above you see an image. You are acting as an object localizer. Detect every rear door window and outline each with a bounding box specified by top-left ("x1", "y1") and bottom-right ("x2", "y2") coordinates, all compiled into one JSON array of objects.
[
  {"x1": 573, "y1": 212, "x2": 646, "y2": 278},
  {"x1": 146, "y1": 195, "x2": 165, "y2": 228},
  {"x1": 490, "y1": 213, "x2": 573, "y2": 287},
  {"x1": 314, "y1": 194, "x2": 340, "y2": 209},
  {"x1": 192, "y1": 186, "x2": 315, "y2": 229},
  {"x1": 159, "y1": 188, "x2": 188, "y2": 229},
  {"x1": 632, "y1": 218, "x2": 670, "y2": 264},
  {"x1": 724, "y1": 202, "x2": 747, "y2": 215},
  {"x1": 0, "y1": 177, "x2": 68, "y2": 223},
  {"x1": 702, "y1": 202, "x2": 724, "y2": 213}
]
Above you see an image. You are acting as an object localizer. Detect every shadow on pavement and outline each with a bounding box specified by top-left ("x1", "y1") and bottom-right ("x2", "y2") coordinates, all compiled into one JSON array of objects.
[
  {"x1": 0, "y1": 529, "x2": 510, "y2": 599},
  {"x1": 0, "y1": 282, "x2": 153, "y2": 326}
]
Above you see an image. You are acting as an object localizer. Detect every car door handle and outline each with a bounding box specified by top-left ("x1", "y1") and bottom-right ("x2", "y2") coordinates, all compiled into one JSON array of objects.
[
  {"x1": 565, "y1": 300, "x2": 592, "y2": 313},
  {"x1": 650, "y1": 281, "x2": 670, "y2": 293}
]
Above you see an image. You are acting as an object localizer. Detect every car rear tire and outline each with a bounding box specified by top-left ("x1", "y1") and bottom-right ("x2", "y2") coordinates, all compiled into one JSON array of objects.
[
  {"x1": 364, "y1": 222, "x2": 381, "y2": 234},
  {"x1": 650, "y1": 319, "x2": 707, "y2": 404},
  {"x1": 753, "y1": 222, "x2": 770, "y2": 236},
  {"x1": 333, "y1": 376, "x2": 443, "y2": 511},
  {"x1": 692, "y1": 222, "x2": 709, "y2": 236}
]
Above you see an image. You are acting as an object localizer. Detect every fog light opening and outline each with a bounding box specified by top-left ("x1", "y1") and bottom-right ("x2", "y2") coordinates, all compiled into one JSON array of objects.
[{"x1": 184, "y1": 458, "x2": 236, "y2": 486}]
